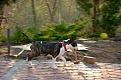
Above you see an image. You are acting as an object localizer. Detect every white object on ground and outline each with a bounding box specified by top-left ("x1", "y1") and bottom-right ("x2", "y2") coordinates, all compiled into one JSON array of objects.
[
  {"x1": 83, "y1": 41, "x2": 97, "y2": 43},
  {"x1": 67, "y1": 43, "x2": 88, "y2": 52},
  {"x1": 78, "y1": 38, "x2": 88, "y2": 41},
  {"x1": 11, "y1": 43, "x2": 32, "y2": 50},
  {"x1": 11, "y1": 43, "x2": 32, "y2": 57}
]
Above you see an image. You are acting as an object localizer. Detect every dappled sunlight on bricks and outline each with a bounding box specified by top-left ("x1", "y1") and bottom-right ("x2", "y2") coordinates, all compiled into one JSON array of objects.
[
  {"x1": 0, "y1": 59, "x2": 121, "y2": 80},
  {"x1": 0, "y1": 60, "x2": 16, "y2": 78}
]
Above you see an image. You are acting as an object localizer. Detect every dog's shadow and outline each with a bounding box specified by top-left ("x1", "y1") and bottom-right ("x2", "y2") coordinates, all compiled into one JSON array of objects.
[{"x1": 83, "y1": 62, "x2": 101, "y2": 69}]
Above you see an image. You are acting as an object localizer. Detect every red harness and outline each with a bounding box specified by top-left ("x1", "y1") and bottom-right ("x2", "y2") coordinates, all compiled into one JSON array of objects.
[
  {"x1": 62, "y1": 42, "x2": 67, "y2": 51},
  {"x1": 58, "y1": 41, "x2": 67, "y2": 52},
  {"x1": 63, "y1": 42, "x2": 76, "y2": 54}
]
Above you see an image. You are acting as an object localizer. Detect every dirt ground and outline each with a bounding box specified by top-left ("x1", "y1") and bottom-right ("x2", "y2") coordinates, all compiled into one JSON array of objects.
[
  {"x1": 0, "y1": 40, "x2": 121, "y2": 63},
  {"x1": 79, "y1": 40, "x2": 121, "y2": 63}
]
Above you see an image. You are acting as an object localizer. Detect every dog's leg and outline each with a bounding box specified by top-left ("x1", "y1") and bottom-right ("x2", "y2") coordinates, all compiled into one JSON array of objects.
[
  {"x1": 70, "y1": 47, "x2": 78, "y2": 62},
  {"x1": 26, "y1": 57, "x2": 31, "y2": 67},
  {"x1": 51, "y1": 58, "x2": 57, "y2": 69},
  {"x1": 26, "y1": 57, "x2": 33, "y2": 67},
  {"x1": 59, "y1": 56, "x2": 66, "y2": 66},
  {"x1": 26, "y1": 57, "x2": 28, "y2": 62},
  {"x1": 28, "y1": 61, "x2": 33, "y2": 65}
]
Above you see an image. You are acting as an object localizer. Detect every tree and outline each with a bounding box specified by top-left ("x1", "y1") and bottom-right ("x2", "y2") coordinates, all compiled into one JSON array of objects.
[
  {"x1": 76, "y1": 0, "x2": 100, "y2": 32},
  {"x1": 45, "y1": 0, "x2": 58, "y2": 22},
  {"x1": 76, "y1": 0, "x2": 93, "y2": 15},
  {"x1": 92, "y1": 0, "x2": 99, "y2": 33},
  {"x1": 0, "y1": 0, "x2": 16, "y2": 26},
  {"x1": 76, "y1": 0, "x2": 121, "y2": 36},
  {"x1": 99, "y1": 0, "x2": 121, "y2": 35},
  {"x1": 31, "y1": 0, "x2": 37, "y2": 26}
]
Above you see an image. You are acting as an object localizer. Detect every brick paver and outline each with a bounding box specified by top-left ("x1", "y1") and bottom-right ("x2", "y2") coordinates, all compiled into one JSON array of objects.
[
  {"x1": 0, "y1": 60, "x2": 16, "y2": 79},
  {"x1": 0, "y1": 60, "x2": 121, "y2": 80}
]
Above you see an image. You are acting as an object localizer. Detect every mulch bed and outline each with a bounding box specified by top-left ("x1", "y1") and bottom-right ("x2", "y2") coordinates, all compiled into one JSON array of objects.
[{"x1": 80, "y1": 40, "x2": 121, "y2": 63}]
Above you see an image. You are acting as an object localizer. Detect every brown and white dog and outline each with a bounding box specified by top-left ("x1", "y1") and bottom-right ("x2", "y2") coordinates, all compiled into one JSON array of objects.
[{"x1": 26, "y1": 39, "x2": 78, "y2": 68}]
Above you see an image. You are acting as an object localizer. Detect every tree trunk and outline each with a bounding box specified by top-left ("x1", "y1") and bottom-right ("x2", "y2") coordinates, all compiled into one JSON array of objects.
[
  {"x1": 31, "y1": 0, "x2": 37, "y2": 26},
  {"x1": 92, "y1": 0, "x2": 99, "y2": 33},
  {"x1": 45, "y1": 0, "x2": 57, "y2": 22},
  {"x1": 0, "y1": 5, "x2": 4, "y2": 26}
]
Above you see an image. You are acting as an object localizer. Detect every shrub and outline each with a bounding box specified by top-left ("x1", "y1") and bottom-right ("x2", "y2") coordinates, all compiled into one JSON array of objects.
[
  {"x1": 10, "y1": 21, "x2": 87, "y2": 43},
  {"x1": 35, "y1": 22, "x2": 85, "y2": 41},
  {"x1": 0, "y1": 35, "x2": 6, "y2": 42},
  {"x1": 11, "y1": 26, "x2": 31, "y2": 44}
]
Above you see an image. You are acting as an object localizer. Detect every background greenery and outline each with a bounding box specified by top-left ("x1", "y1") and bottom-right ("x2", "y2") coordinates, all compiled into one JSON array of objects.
[{"x1": 0, "y1": 0, "x2": 121, "y2": 44}]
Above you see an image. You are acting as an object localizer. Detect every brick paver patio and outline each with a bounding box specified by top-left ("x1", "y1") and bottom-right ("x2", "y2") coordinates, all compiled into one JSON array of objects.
[
  {"x1": 0, "y1": 60, "x2": 121, "y2": 80},
  {"x1": 0, "y1": 60, "x2": 16, "y2": 79}
]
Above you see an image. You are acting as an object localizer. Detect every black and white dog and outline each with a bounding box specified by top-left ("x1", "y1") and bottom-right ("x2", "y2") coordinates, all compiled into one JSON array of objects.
[{"x1": 27, "y1": 39, "x2": 78, "y2": 68}]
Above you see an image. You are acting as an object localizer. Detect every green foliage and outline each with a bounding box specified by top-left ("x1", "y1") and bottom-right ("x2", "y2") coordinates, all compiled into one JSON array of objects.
[
  {"x1": 76, "y1": 0, "x2": 93, "y2": 15},
  {"x1": 76, "y1": 0, "x2": 121, "y2": 37},
  {"x1": 23, "y1": 26, "x2": 38, "y2": 40},
  {"x1": 33, "y1": 23, "x2": 70, "y2": 41},
  {"x1": 0, "y1": 26, "x2": 6, "y2": 42},
  {"x1": 33, "y1": 22, "x2": 86, "y2": 41},
  {"x1": 0, "y1": 35, "x2": 6, "y2": 42},
  {"x1": 11, "y1": 26, "x2": 31, "y2": 44},
  {"x1": 10, "y1": 19, "x2": 89, "y2": 43},
  {"x1": 9, "y1": 0, "x2": 121, "y2": 41},
  {"x1": 0, "y1": 0, "x2": 16, "y2": 5},
  {"x1": 115, "y1": 26, "x2": 121, "y2": 35},
  {"x1": 99, "y1": 0, "x2": 121, "y2": 35}
]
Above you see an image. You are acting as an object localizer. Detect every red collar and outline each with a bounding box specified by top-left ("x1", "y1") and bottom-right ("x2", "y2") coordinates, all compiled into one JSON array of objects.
[
  {"x1": 62, "y1": 42, "x2": 67, "y2": 51},
  {"x1": 58, "y1": 41, "x2": 67, "y2": 51}
]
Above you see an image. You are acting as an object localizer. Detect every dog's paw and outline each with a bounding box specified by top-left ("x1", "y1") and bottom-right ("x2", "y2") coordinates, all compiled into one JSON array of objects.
[
  {"x1": 27, "y1": 64, "x2": 32, "y2": 68},
  {"x1": 51, "y1": 65, "x2": 58, "y2": 69},
  {"x1": 64, "y1": 63, "x2": 68, "y2": 67},
  {"x1": 74, "y1": 61, "x2": 80, "y2": 64}
]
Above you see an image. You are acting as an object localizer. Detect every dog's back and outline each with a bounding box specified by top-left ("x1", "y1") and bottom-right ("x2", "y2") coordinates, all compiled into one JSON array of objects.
[{"x1": 28, "y1": 41, "x2": 62, "y2": 61}]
